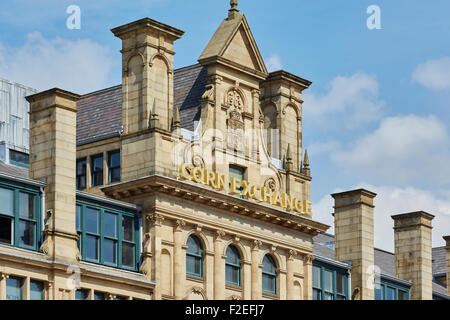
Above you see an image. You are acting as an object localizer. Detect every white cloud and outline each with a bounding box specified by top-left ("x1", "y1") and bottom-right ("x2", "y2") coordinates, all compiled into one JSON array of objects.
[
  {"x1": 307, "y1": 139, "x2": 341, "y2": 157},
  {"x1": 265, "y1": 54, "x2": 282, "y2": 72},
  {"x1": 0, "y1": 32, "x2": 115, "y2": 94},
  {"x1": 331, "y1": 114, "x2": 450, "y2": 186},
  {"x1": 413, "y1": 56, "x2": 450, "y2": 91},
  {"x1": 303, "y1": 73, "x2": 385, "y2": 129},
  {"x1": 313, "y1": 184, "x2": 450, "y2": 252}
]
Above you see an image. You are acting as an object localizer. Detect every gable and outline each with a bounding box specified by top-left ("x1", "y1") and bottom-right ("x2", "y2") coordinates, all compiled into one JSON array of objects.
[
  {"x1": 198, "y1": 14, "x2": 267, "y2": 75},
  {"x1": 222, "y1": 26, "x2": 260, "y2": 71}
]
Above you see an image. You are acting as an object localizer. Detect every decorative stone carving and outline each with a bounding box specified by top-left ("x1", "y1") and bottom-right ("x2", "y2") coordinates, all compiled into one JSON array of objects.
[
  {"x1": 146, "y1": 213, "x2": 165, "y2": 227},
  {"x1": 251, "y1": 240, "x2": 262, "y2": 251},
  {"x1": 39, "y1": 238, "x2": 50, "y2": 255},
  {"x1": 287, "y1": 249, "x2": 297, "y2": 261},
  {"x1": 44, "y1": 209, "x2": 53, "y2": 231},
  {"x1": 175, "y1": 220, "x2": 186, "y2": 232},
  {"x1": 226, "y1": 89, "x2": 243, "y2": 110},
  {"x1": 215, "y1": 229, "x2": 226, "y2": 241},
  {"x1": 192, "y1": 155, "x2": 205, "y2": 168},
  {"x1": 264, "y1": 178, "x2": 277, "y2": 192},
  {"x1": 227, "y1": 110, "x2": 244, "y2": 152},
  {"x1": 303, "y1": 254, "x2": 314, "y2": 265},
  {"x1": 201, "y1": 84, "x2": 215, "y2": 102}
]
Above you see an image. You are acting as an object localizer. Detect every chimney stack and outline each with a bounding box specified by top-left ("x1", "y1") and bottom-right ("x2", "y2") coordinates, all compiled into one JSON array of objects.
[
  {"x1": 26, "y1": 88, "x2": 80, "y2": 263},
  {"x1": 332, "y1": 189, "x2": 377, "y2": 300},
  {"x1": 111, "y1": 18, "x2": 184, "y2": 181},
  {"x1": 444, "y1": 236, "x2": 450, "y2": 297},
  {"x1": 391, "y1": 211, "x2": 434, "y2": 300}
]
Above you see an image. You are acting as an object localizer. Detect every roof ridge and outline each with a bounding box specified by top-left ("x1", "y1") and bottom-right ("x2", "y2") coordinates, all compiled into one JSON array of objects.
[{"x1": 80, "y1": 84, "x2": 122, "y2": 98}]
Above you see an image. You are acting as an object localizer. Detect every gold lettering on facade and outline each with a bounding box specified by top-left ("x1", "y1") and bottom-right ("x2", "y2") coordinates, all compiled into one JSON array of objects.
[{"x1": 178, "y1": 163, "x2": 311, "y2": 216}]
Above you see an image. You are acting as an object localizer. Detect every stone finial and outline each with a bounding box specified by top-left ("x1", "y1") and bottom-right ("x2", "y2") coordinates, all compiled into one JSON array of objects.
[
  {"x1": 302, "y1": 149, "x2": 310, "y2": 176},
  {"x1": 285, "y1": 144, "x2": 293, "y2": 171},
  {"x1": 228, "y1": 0, "x2": 240, "y2": 19},
  {"x1": 173, "y1": 106, "x2": 181, "y2": 131}
]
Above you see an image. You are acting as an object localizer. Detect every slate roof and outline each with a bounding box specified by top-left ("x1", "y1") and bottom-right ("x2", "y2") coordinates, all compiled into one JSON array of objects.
[
  {"x1": 313, "y1": 232, "x2": 449, "y2": 298},
  {"x1": 0, "y1": 161, "x2": 29, "y2": 179},
  {"x1": 76, "y1": 63, "x2": 207, "y2": 145}
]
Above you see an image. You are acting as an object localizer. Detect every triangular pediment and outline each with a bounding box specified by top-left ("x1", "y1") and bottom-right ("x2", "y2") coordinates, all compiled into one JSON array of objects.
[{"x1": 198, "y1": 14, "x2": 268, "y2": 75}]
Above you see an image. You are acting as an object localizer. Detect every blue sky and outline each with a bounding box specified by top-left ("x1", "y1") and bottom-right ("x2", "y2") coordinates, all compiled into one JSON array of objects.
[{"x1": 1, "y1": 0, "x2": 450, "y2": 251}]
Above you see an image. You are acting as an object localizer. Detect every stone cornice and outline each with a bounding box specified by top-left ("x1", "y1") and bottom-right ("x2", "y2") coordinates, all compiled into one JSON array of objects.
[
  {"x1": 111, "y1": 17, "x2": 184, "y2": 40},
  {"x1": 264, "y1": 70, "x2": 312, "y2": 90},
  {"x1": 101, "y1": 174, "x2": 329, "y2": 236}
]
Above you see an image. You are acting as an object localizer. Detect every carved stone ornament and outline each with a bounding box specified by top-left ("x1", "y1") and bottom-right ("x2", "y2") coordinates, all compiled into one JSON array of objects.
[
  {"x1": 192, "y1": 155, "x2": 205, "y2": 168},
  {"x1": 226, "y1": 89, "x2": 243, "y2": 110},
  {"x1": 264, "y1": 178, "x2": 277, "y2": 192},
  {"x1": 215, "y1": 229, "x2": 226, "y2": 241},
  {"x1": 227, "y1": 111, "x2": 244, "y2": 152},
  {"x1": 201, "y1": 84, "x2": 215, "y2": 102},
  {"x1": 175, "y1": 220, "x2": 186, "y2": 232},
  {"x1": 251, "y1": 240, "x2": 262, "y2": 251},
  {"x1": 303, "y1": 254, "x2": 314, "y2": 265},
  {"x1": 39, "y1": 238, "x2": 50, "y2": 255},
  {"x1": 146, "y1": 213, "x2": 165, "y2": 226}
]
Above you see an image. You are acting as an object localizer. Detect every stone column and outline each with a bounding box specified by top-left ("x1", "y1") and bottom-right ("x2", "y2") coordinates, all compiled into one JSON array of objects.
[
  {"x1": 0, "y1": 273, "x2": 8, "y2": 300},
  {"x1": 286, "y1": 250, "x2": 296, "y2": 300},
  {"x1": 26, "y1": 88, "x2": 81, "y2": 264},
  {"x1": 391, "y1": 212, "x2": 434, "y2": 300},
  {"x1": 214, "y1": 230, "x2": 226, "y2": 300},
  {"x1": 332, "y1": 189, "x2": 377, "y2": 300},
  {"x1": 242, "y1": 260, "x2": 252, "y2": 300},
  {"x1": 251, "y1": 240, "x2": 262, "y2": 300},
  {"x1": 173, "y1": 219, "x2": 186, "y2": 300},
  {"x1": 302, "y1": 254, "x2": 313, "y2": 300},
  {"x1": 444, "y1": 236, "x2": 450, "y2": 297},
  {"x1": 149, "y1": 213, "x2": 164, "y2": 300}
]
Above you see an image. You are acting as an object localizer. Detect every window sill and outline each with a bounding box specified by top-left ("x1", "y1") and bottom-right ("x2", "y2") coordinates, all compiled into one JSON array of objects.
[
  {"x1": 262, "y1": 292, "x2": 279, "y2": 300},
  {"x1": 186, "y1": 275, "x2": 204, "y2": 283},
  {"x1": 225, "y1": 284, "x2": 242, "y2": 292}
]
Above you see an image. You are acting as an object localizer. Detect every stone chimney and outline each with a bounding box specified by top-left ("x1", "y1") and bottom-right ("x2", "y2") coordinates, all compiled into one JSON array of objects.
[
  {"x1": 391, "y1": 211, "x2": 434, "y2": 300},
  {"x1": 332, "y1": 189, "x2": 377, "y2": 300},
  {"x1": 443, "y1": 236, "x2": 450, "y2": 297},
  {"x1": 111, "y1": 18, "x2": 184, "y2": 181},
  {"x1": 26, "y1": 88, "x2": 80, "y2": 263}
]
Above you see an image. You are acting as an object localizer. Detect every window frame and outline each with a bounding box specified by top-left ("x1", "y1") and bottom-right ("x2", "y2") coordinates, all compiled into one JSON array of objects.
[
  {"x1": 9, "y1": 149, "x2": 29, "y2": 169},
  {"x1": 312, "y1": 261, "x2": 349, "y2": 300},
  {"x1": 374, "y1": 279, "x2": 410, "y2": 300},
  {"x1": 76, "y1": 158, "x2": 87, "y2": 190},
  {"x1": 91, "y1": 154, "x2": 104, "y2": 187},
  {"x1": 76, "y1": 198, "x2": 140, "y2": 272},
  {"x1": 0, "y1": 180, "x2": 41, "y2": 252},
  {"x1": 225, "y1": 245, "x2": 242, "y2": 287},
  {"x1": 30, "y1": 279, "x2": 45, "y2": 300},
  {"x1": 108, "y1": 150, "x2": 121, "y2": 184},
  {"x1": 186, "y1": 235, "x2": 204, "y2": 279},
  {"x1": 262, "y1": 254, "x2": 277, "y2": 296}
]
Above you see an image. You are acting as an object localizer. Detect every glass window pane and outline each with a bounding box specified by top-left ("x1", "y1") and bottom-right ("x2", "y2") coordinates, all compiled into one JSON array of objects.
[
  {"x1": 93, "y1": 156, "x2": 103, "y2": 171},
  {"x1": 226, "y1": 265, "x2": 240, "y2": 286},
  {"x1": 6, "y1": 277, "x2": 23, "y2": 300},
  {"x1": 336, "y1": 273, "x2": 345, "y2": 294},
  {"x1": 398, "y1": 290, "x2": 407, "y2": 300},
  {"x1": 94, "y1": 292, "x2": 105, "y2": 300},
  {"x1": 76, "y1": 205, "x2": 81, "y2": 231},
  {"x1": 19, "y1": 193, "x2": 34, "y2": 219},
  {"x1": 109, "y1": 151, "x2": 120, "y2": 168},
  {"x1": 122, "y1": 216, "x2": 134, "y2": 242},
  {"x1": 312, "y1": 266, "x2": 321, "y2": 288},
  {"x1": 110, "y1": 168, "x2": 121, "y2": 183},
  {"x1": 262, "y1": 274, "x2": 275, "y2": 294},
  {"x1": 186, "y1": 255, "x2": 196, "y2": 275},
  {"x1": 386, "y1": 286, "x2": 395, "y2": 300},
  {"x1": 0, "y1": 216, "x2": 13, "y2": 244},
  {"x1": 187, "y1": 236, "x2": 202, "y2": 255},
  {"x1": 122, "y1": 242, "x2": 134, "y2": 268},
  {"x1": 86, "y1": 208, "x2": 99, "y2": 234},
  {"x1": 262, "y1": 255, "x2": 276, "y2": 274},
  {"x1": 325, "y1": 292, "x2": 334, "y2": 300},
  {"x1": 0, "y1": 188, "x2": 14, "y2": 216},
  {"x1": 85, "y1": 235, "x2": 99, "y2": 261},
  {"x1": 19, "y1": 220, "x2": 35, "y2": 247},
  {"x1": 375, "y1": 286, "x2": 383, "y2": 300},
  {"x1": 324, "y1": 270, "x2": 333, "y2": 292},
  {"x1": 226, "y1": 246, "x2": 240, "y2": 265},
  {"x1": 104, "y1": 239, "x2": 117, "y2": 265},
  {"x1": 104, "y1": 212, "x2": 117, "y2": 238},
  {"x1": 30, "y1": 280, "x2": 44, "y2": 300},
  {"x1": 313, "y1": 288, "x2": 322, "y2": 300},
  {"x1": 76, "y1": 289, "x2": 89, "y2": 300}
]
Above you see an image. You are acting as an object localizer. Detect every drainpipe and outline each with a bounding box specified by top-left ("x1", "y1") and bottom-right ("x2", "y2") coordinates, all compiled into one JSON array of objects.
[{"x1": 40, "y1": 186, "x2": 45, "y2": 232}]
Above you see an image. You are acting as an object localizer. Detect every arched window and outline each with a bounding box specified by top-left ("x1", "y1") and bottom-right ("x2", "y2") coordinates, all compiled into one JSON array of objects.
[
  {"x1": 186, "y1": 235, "x2": 203, "y2": 278},
  {"x1": 262, "y1": 255, "x2": 277, "y2": 295},
  {"x1": 225, "y1": 245, "x2": 241, "y2": 287}
]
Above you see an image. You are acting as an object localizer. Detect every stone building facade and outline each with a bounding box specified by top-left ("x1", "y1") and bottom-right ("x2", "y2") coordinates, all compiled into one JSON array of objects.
[{"x1": 0, "y1": 2, "x2": 448, "y2": 301}]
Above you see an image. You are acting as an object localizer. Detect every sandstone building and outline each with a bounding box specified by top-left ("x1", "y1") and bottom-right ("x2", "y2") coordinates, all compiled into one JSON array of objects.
[{"x1": 0, "y1": 2, "x2": 448, "y2": 300}]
